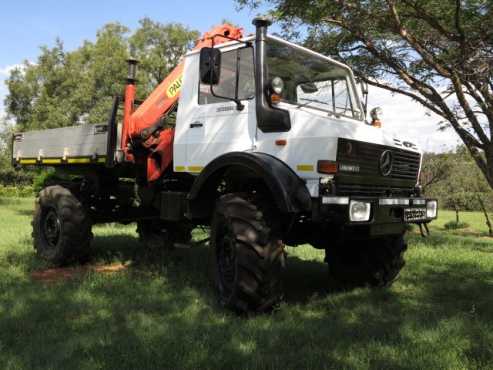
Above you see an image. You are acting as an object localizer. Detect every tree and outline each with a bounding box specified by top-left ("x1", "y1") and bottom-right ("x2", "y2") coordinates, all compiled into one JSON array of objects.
[
  {"x1": 4, "y1": 20, "x2": 198, "y2": 131},
  {"x1": 130, "y1": 18, "x2": 199, "y2": 97},
  {"x1": 424, "y1": 145, "x2": 493, "y2": 232},
  {"x1": 419, "y1": 152, "x2": 452, "y2": 193},
  {"x1": 238, "y1": 0, "x2": 493, "y2": 189}
]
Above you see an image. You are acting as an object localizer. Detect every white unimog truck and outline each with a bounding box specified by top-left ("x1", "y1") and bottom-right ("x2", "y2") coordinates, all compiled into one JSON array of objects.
[{"x1": 12, "y1": 18, "x2": 437, "y2": 313}]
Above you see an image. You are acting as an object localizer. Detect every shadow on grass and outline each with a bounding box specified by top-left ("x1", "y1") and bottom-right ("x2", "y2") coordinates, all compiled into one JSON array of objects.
[
  {"x1": 1, "y1": 232, "x2": 493, "y2": 369},
  {"x1": 0, "y1": 197, "x2": 21, "y2": 206},
  {"x1": 15, "y1": 208, "x2": 34, "y2": 217}
]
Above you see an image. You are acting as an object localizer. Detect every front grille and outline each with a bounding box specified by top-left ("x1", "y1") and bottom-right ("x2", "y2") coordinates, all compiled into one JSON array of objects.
[{"x1": 335, "y1": 138, "x2": 421, "y2": 196}]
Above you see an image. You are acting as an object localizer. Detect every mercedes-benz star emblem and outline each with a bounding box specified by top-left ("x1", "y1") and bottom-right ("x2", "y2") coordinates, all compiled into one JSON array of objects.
[{"x1": 379, "y1": 150, "x2": 393, "y2": 176}]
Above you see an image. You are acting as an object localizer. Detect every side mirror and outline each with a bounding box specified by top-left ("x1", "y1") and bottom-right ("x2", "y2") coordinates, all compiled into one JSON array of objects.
[
  {"x1": 199, "y1": 47, "x2": 221, "y2": 85},
  {"x1": 300, "y1": 82, "x2": 318, "y2": 94}
]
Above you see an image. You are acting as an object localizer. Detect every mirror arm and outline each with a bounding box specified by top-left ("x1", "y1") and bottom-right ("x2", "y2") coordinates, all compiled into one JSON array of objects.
[
  {"x1": 235, "y1": 100, "x2": 245, "y2": 111},
  {"x1": 361, "y1": 80, "x2": 368, "y2": 118}
]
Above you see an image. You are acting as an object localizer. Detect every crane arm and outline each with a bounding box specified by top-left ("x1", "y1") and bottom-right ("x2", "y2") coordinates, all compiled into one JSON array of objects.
[{"x1": 121, "y1": 24, "x2": 244, "y2": 166}]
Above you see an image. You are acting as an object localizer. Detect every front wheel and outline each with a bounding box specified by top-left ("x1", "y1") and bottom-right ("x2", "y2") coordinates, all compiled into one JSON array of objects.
[
  {"x1": 210, "y1": 193, "x2": 285, "y2": 314},
  {"x1": 326, "y1": 233, "x2": 407, "y2": 288}
]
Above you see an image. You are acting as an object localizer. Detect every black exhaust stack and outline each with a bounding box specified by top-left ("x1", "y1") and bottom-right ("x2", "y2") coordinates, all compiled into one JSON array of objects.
[{"x1": 252, "y1": 17, "x2": 291, "y2": 133}]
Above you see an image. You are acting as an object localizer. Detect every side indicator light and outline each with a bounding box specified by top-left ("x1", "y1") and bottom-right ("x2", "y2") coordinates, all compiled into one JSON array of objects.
[
  {"x1": 275, "y1": 139, "x2": 287, "y2": 146},
  {"x1": 317, "y1": 160, "x2": 338, "y2": 174},
  {"x1": 270, "y1": 94, "x2": 282, "y2": 104}
]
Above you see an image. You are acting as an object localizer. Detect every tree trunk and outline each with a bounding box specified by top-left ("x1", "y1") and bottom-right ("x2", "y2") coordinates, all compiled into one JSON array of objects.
[
  {"x1": 455, "y1": 205, "x2": 460, "y2": 224},
  {"x1": 477, "y1": 195, "x2": 493, "y2": 237}
]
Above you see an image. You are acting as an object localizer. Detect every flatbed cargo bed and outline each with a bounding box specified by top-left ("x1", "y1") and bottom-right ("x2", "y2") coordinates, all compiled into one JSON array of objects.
[{"x1": 12, "y1": 123, "x2": 117, "y2": 167}]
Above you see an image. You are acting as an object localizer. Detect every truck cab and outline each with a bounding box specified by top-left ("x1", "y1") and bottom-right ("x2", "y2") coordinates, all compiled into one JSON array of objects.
[{"x1": 175, "y1": 20, "x2": 435, "y2": 237}]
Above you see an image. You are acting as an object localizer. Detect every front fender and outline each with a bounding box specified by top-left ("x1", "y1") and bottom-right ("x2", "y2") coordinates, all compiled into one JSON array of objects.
[{"x1": 188, "y1": 152, "x2": 312, "y2": 218}]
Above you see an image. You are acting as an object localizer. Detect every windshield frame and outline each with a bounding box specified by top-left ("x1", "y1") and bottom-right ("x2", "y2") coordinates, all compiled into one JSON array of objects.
[{"x1": 265, "y1": 35, "x2": 364, "y2": 121}]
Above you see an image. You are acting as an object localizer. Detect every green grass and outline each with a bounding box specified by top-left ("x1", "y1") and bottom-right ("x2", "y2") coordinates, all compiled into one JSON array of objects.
[
  {"x1": 1, "y1": 197, "x2": 493, "y2": 370},
  {"x1": 433, "y1": 210, "x2": 492, "y2": 236}
]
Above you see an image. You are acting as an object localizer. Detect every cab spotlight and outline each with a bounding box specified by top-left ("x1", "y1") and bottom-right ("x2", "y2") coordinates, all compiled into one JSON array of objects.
[
  {"x1": 270, "y1": 76, "x2": 284, "y2": 95},
  {"x1": 370, "y1": 107, "x2": 383, "y2": 128}
]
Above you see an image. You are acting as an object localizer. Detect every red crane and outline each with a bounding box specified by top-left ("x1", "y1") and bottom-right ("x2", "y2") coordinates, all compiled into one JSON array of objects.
[{"x1": 121, "y1": 24, "x2": 244, "y2": 181}]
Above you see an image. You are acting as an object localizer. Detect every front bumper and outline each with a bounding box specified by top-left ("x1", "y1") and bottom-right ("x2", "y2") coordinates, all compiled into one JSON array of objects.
[{"x1": 313, "y1": 196, "x2": 437, "y2": 237}]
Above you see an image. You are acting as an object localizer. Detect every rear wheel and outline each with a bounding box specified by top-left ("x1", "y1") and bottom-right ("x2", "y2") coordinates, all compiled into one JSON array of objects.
[
  {"x1": 211, "y1": 193, "x2": 285, "y2": 314},
  {"x1": 326, "y1": 233, "x2": 407, "y2": 288},
  {"x1": 32, "y1": 185, "x2": 93, "y2": 266}
]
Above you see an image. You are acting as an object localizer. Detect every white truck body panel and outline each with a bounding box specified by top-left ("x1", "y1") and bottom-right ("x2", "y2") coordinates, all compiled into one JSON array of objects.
[{"x1": 175, "y1": 37, "x2": 421, "y2": 193}]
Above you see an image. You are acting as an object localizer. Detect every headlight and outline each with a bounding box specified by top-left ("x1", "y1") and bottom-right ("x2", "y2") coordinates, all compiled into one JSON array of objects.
[
  {"x1": 270, "y1": 76, "x2": 284, "y2": 95},
  {"x1": 349, "y1": 201, "x2": 371, "y2": 222},
  {"x1": 426, "y1": 200, "x2": 437, "y2": 219}
]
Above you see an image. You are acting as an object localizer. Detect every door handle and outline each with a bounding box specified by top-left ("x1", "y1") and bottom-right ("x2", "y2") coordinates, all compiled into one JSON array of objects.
[{"x1": 190, "y1": 121, "x2": 204, "y2": 128}]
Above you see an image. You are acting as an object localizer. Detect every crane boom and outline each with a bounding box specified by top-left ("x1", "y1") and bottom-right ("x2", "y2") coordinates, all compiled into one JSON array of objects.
[{"x1": 121, "y1": 24, "x2": 244, "y2": 181}]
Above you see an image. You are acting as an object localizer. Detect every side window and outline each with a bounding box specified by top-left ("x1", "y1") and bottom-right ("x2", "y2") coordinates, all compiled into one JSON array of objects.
[{"x1": 199, "y1": 47, "x2": 255, "y2": 105}]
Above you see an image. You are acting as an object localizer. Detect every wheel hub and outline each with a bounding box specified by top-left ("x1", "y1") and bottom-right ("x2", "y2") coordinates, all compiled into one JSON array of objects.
[{"x1": 43, "y1": 209, "x2": 61, "y2": 248}]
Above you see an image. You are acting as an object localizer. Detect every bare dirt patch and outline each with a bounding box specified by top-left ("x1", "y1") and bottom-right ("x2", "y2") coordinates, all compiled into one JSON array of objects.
[{"x1": 31, "y1": 263, "x2": 128, "y2": 283}]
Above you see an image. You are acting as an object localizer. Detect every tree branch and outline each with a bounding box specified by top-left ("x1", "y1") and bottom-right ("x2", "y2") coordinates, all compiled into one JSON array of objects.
[
  {"x1": 400, "y1": 0, "x2": 461, "y2": 42},
  {"x1": 450, "y1": 73, "x2": 490, "y2": 145},
  {"x1": 386, "y1": 0, "x2": 452, "y2": 78},
  {"x1": 358, "y1": 75, "x2": 445, "y2": 117}
]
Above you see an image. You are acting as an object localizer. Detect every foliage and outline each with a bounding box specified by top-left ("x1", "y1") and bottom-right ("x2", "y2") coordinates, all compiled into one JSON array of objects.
[
  {"x1": 32, "y1": 169, "x2": 57, "y2": 194},
  {"x1": 423, "y1": 146, "x2": 493, "y2": 213},
  {"x1": 444, "y1": 220, "x2": 470, "y2": 230},
  {"x1": 0, "y1": 185, "x2": 33, "y2": 197},
  {"x1": 4, "y1": 19, "x2": 199, "y2": 131},
  {"x1": 0, "y1": 119, "x2": 37, "y2": 187},
  {"x1": 238, "y1": 0, "x2": 493, "y2": 190},
  {"x1": 420, "y1": 152, "x2": 452, "y2": 193},
  {"x1": 130, "y1": 18, "x2": 199, "y2": 97}
]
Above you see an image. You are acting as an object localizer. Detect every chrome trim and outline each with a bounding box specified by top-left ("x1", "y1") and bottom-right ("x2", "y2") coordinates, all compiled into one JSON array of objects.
[
  {"x1": 379, "y1": 198, "x2": 410, "y2": 206},
  {"x1": 322, "y1": 196, "x2": 349, "y2": 205}
]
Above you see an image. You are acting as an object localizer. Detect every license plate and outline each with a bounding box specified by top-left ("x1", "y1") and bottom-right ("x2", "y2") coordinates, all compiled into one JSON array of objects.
[{"x1": 404, "y1": 208, "x2": 427, "y2": 222}]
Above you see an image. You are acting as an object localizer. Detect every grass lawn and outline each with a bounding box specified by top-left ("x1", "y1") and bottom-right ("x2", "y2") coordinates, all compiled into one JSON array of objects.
[{"x1": 1, "y1": 197, "x2": 493, "y2": 370}]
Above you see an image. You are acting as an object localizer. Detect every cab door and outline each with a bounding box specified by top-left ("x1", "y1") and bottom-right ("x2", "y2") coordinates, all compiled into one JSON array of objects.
[{"x1": 186, "y1": 46, "x2": 256, "y2": 172}]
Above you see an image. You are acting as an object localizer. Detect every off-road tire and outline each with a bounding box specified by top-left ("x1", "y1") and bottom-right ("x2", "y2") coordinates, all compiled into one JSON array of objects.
[
  {"x1": 210, "y1": 193, "x2": 285, "y2": 314},
  {"x1": 32, "y1": 185, "x2": 93, "y2": 266},
  {"x1": 327, "y1": 233, "x2": 407, "y2": 288}
]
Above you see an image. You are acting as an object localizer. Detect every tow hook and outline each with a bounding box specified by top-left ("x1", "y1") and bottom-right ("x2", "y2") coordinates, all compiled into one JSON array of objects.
[{"x1": 418, "y1": 222, "x2": 430, "y2": 238}]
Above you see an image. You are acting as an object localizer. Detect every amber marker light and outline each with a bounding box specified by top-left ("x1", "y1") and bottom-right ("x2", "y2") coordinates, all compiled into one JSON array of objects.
[
  {"x1": 270, "y1": 93, "x2": 282, "y2": 104},
  {"x1": 317, "y1": 160, "x2": 338, "y2": 174}
]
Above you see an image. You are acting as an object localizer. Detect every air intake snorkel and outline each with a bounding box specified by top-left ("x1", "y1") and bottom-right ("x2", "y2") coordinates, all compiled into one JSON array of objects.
[{"x1": 252, "y1": 17, "x2": 291, "y2": 133}]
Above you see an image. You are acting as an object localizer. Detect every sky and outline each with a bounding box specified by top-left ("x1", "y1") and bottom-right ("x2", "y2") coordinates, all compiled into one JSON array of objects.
[{"x1": 0, "y1": 0, "x2": 460, "y2": 152}]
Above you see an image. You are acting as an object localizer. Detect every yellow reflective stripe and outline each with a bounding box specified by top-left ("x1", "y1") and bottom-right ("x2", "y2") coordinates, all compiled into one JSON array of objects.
[
  {"x1": 42, "y1": 159, "x2": 62, "y2": 164},
  {"x1": 174, "y1": 166, "x2": 186, "y2": 172},
  {"x1": 297, "y1": 164, "x2": 314, "y2": 172},
  {"x1": 18, "y1": 156, "x2": 106, "y2": 165},
  {"x1": 19, "y1": 159, "x2": 36, "y2": 165},
  {"x1": 67, "y1": 158, "x2": 91, "y2": 164},
  {"x1": 187, "y1": 166, "x2": 204, "y2": 173}
]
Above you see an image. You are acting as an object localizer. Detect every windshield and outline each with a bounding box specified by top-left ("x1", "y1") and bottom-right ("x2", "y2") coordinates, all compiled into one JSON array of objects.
[{"x1": 266, "y1": 38, "x2": 361, "y2": 120}]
